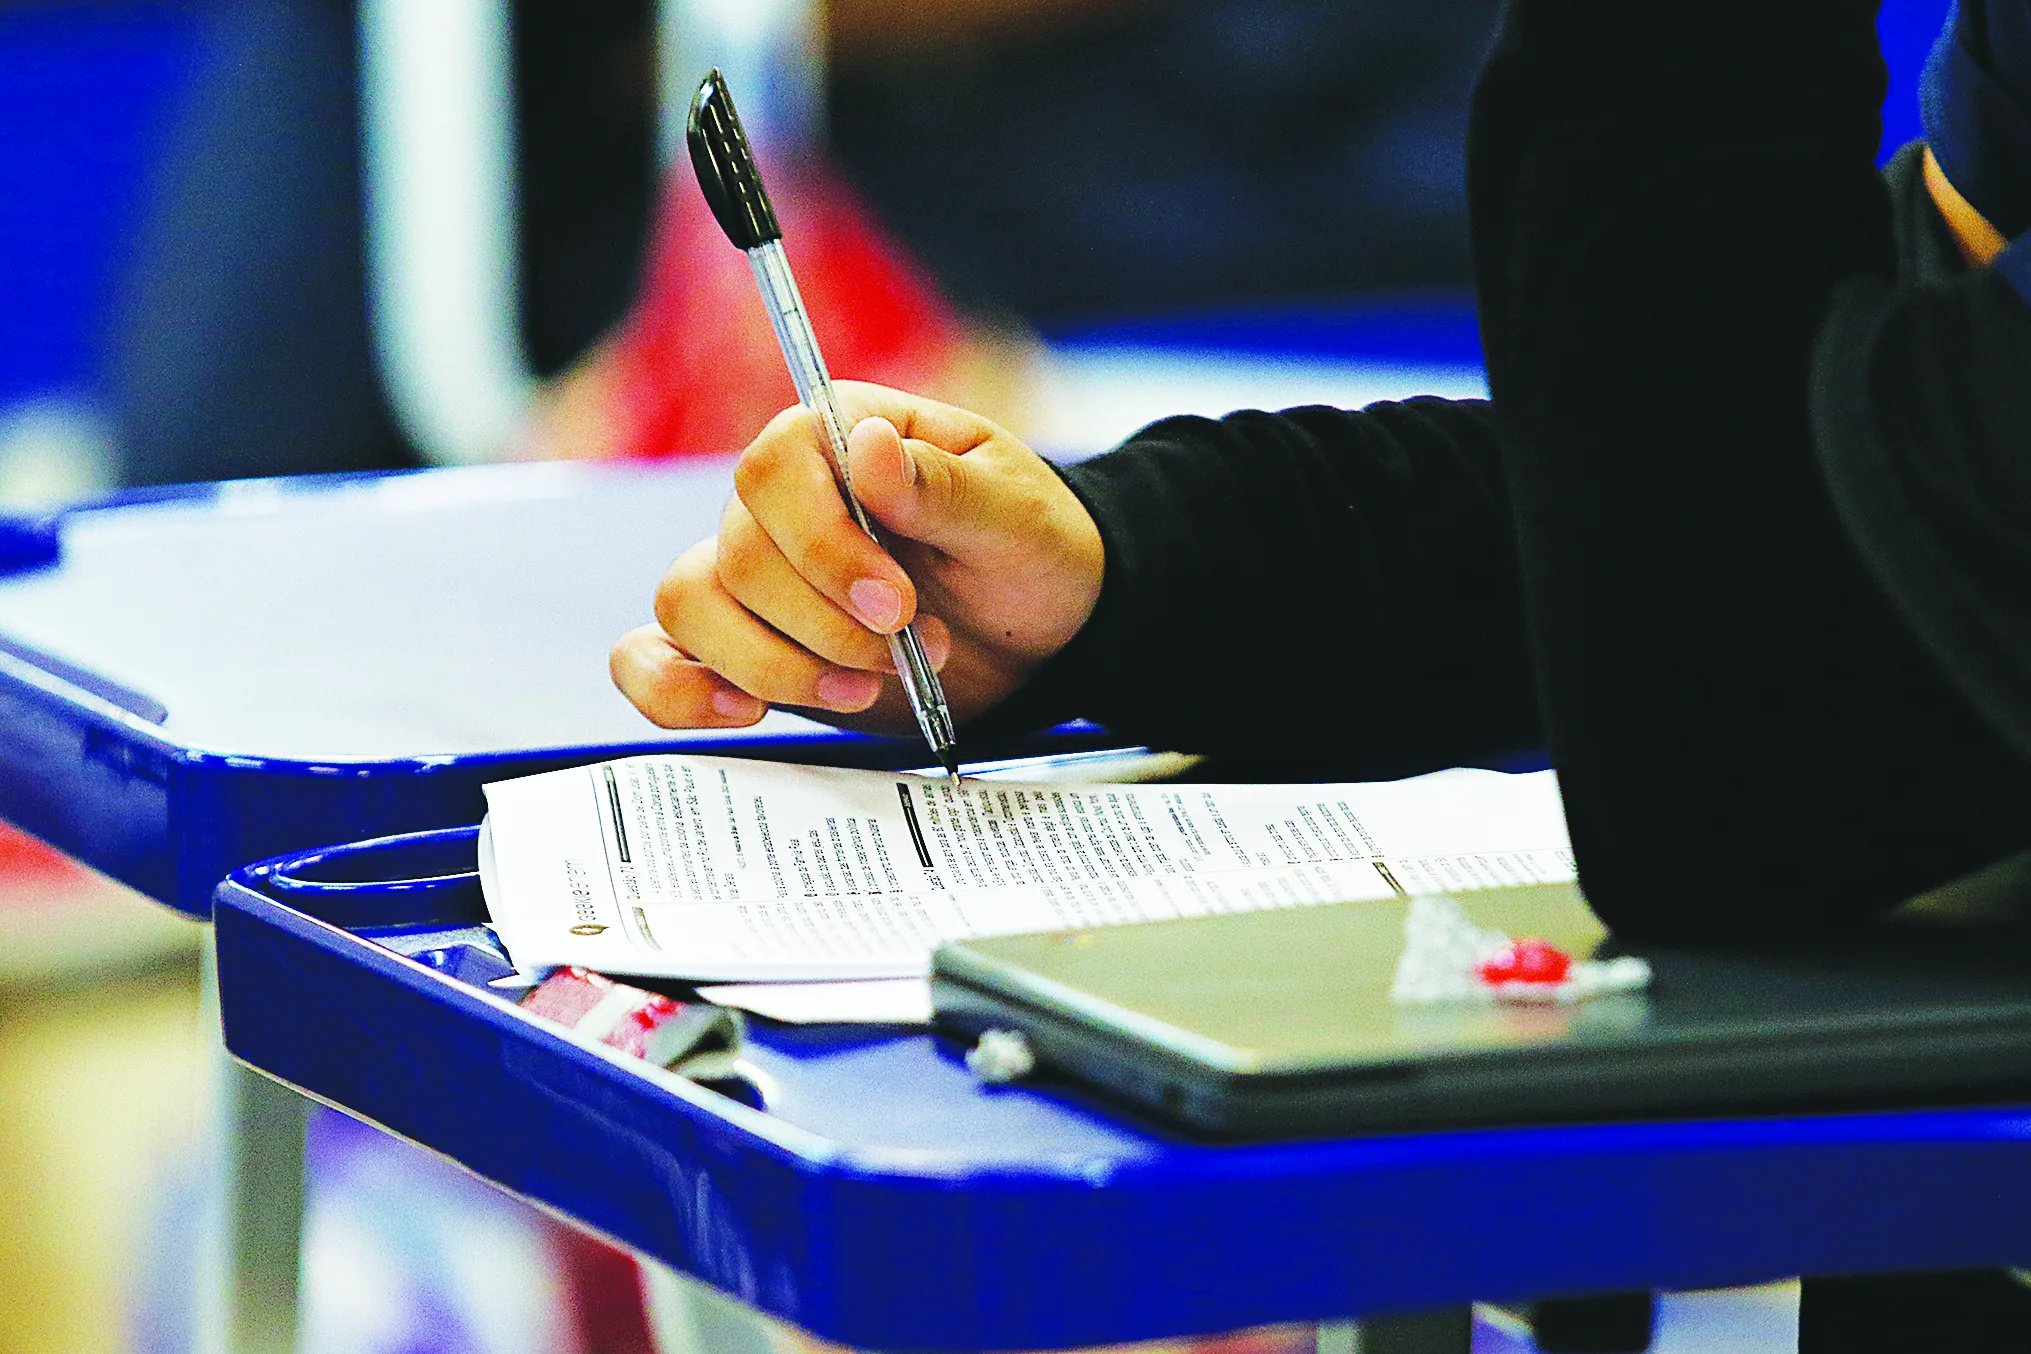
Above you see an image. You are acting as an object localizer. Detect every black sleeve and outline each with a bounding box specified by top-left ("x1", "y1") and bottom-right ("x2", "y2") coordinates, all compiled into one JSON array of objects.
[
  {"x1": 1814, "y1": 260, "x2": 2031, "y2": 764},
  {"x1": 1469, "y1": 0, "x2": 2031, "y2": 942},
  {"x1": 972, "y1": 398, "x2": 1541, "y2": 768}
]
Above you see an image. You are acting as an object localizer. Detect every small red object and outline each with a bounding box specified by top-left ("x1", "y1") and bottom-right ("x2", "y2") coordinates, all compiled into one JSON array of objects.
[
  {"x1": 520, "y1": 969, "x2": 737, "y2": 1070},
  {"x1": 1477, "y1": 937, "x2": 1572, "y2": 986}
]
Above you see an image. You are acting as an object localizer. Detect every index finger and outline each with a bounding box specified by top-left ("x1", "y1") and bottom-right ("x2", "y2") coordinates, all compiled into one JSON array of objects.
[
  {"x1": 732, "y1": 404, "x2": 920, "y2": 634},
  {"x1": 832, "y1": 381, "x2": 1003, "y2": 458}
]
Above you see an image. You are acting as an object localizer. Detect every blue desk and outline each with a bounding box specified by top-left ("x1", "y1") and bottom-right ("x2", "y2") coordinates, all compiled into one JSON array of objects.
[
  {"x1": 215, "y1": 825, "x2": 2031, "y2": 1353},
  {"x1": 0, "y1": 460, "x2": 1097, "y2": 1354},
  {"x1": 0, "y1": 461, "x2": 1105, "y2": 918}
]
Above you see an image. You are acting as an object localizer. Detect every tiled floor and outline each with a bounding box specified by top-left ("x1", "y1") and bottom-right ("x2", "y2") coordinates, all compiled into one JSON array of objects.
[
  {"x1": 0, "y1": 955, "x2": 206, "y2": 1354},
  {"x1": 0, "y1": 824, "x2": 206, "y2": 1354}
]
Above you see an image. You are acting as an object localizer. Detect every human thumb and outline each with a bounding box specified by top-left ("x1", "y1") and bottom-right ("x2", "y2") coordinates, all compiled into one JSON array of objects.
[{"x1": 844, "y1": 415, "x2": 998, "y2": 555}]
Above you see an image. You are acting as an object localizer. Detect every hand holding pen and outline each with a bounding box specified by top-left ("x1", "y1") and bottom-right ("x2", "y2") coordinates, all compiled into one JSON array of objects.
[
  {"x1": 686, "y1": 68, "x2": 961, "y2": 774},
  {"x1": 607, "y1": 75, "x2": 1105, "y2": 758}
]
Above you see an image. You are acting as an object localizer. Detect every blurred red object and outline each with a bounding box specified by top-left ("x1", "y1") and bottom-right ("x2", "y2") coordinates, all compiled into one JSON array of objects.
[
  {"x1": 552, "y1": 1223, "x2": 657, "y2": 1354},
  {"x1": 598, "y1": 155, "x2": 962, "y2": 461},
  {"x1": 0, "y1": 819, "x2": 87, "y2": 888}
]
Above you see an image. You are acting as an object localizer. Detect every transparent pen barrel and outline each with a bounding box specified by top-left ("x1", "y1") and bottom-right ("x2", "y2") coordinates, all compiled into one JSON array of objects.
[
  {"x1": 749, "y1": 244, "x2": 850, "y2": 475},
  {"x1": 891, "y1": 623, "x2": 956, "y2": 746},
  {"x1": 746, "y1": 241, "x2": 956, "y2": 757}
]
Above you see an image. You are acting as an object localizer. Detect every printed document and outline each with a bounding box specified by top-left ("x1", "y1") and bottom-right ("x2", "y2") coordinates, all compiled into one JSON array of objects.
[{"x1": 479, "y1": 754, "x2": 1572, "y2": 982}]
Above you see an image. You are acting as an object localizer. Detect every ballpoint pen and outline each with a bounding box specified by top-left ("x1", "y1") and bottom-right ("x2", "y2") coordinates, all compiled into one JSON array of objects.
[{"x1": 686, "y1": 67, "x2": 961, "y2": 781}]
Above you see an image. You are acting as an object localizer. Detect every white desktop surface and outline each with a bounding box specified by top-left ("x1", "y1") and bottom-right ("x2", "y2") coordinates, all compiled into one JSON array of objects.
[{"x1": 0, "y1": 458, "x2": 830, "y2": 762}]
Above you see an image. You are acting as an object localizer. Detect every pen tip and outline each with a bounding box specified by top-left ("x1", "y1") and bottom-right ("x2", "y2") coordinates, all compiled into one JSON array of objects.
[{"x1": 942, "y1": 750, "x2": 961, "y2": 784}]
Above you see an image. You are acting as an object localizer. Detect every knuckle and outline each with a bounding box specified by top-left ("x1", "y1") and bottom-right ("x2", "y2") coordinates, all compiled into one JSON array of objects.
[
  {"x1": 714, "y1": 531, "x2": 769, "y2": 601},
  {"x1": 640, "y1": 673, "x2": 710, "y2": 729},
  {"x1": 717, "y1": 490, "x2": 746, "y2": 536},
  {"x1": 732, "y1": 437, "x2": 783, "y2": 500},
  {"x1": 609, "y1": 638, "x2": 645, "y2": 699},
  {"x1": 770, "y1": 402, "x2": 818, "y2": 441},
  {"x1": 652, "y1": 562, "x2": 706, "y2": 636},
  {"x1": 923, "y1": 455, "x2": 960, "y2": 512},
  {"x1": 734, "y1": 408, "x2": 814, "y2": 497},
  {"x1": 808, "y1": 613, "x2": 893, "y2": 670},
  {"x1": 796, "y1": 529, "x2": 871, "y2": 594},
  {"x1": 651, "y1": 578, "x2": 685, "y2": 635},
  {"x1": 919, "y1": 445, "x2": 974, "y2": 517},
  {"x1": 611, "y1": 641, "x2": 710, "y2": 729},
  {"x1": 716, "y1": 504, "x2": 769, "y2": 570},
  {"x1": 609, "y1": 628, "x2": 654, "y2": 683},
  {"x1": 741, "y1": 653, "x2": 825, "y2": 707}
]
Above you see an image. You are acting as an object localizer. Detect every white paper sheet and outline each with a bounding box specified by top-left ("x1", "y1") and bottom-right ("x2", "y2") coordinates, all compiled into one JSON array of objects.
[
  {"x1": 479, "y1": 754, "x2": 1572, "y2": 982},
  {"x1": 696, "y1": 978, "x2": 933, "y2": 1025}
]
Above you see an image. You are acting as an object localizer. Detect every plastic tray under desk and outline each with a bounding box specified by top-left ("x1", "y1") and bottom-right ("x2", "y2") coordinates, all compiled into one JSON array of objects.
[{"x1": 212, "y1": 826, "x2": 2031, "y2": 1352}]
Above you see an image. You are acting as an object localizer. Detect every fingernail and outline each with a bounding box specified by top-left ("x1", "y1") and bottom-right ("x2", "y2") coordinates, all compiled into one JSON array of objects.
[
  {"x1": 849, "y1": 578, "x2": 904, "y2": 630},
  {"x1": 897, "y1": 437, "x2": 916, "y2": 486},
  {"x1": 816, "y1": 669, "x2": 882, "y2": 709},
  {"x1": 713, "y1": 689, "x2": 763, "y2": 719}
]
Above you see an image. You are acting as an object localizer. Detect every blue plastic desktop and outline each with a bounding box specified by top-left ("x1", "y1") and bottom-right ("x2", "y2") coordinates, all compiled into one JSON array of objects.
[{"x1": 215, "y1": 824, "x2": 2031, "y2": 1352}]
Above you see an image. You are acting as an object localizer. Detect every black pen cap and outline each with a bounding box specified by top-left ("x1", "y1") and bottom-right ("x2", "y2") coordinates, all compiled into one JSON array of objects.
[{"x1": 687, "y1": 68, "x2": 781, "y2": 250}]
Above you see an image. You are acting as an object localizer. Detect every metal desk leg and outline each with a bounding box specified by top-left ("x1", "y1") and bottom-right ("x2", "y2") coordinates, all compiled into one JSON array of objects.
[
  {"x1": 1356, "y1": 1308, "x2": 1475, "y2": 1354},
  {"x1": 193, "y1": 934, "x2": 310, "y2": 1354},
  {"x1": 1527, "y1": 1293, "x2": 1657, "y2": 1352},
  {"x1": 646, "y1": 1275, "x2": 1464, "y2": 1354},
  {"x1": 1315, "y1": 1322, "x2": 1360, "y2": 1354},
  {"x1": 640, "y1": 1258, "x2": 778, "y2": 1354}
]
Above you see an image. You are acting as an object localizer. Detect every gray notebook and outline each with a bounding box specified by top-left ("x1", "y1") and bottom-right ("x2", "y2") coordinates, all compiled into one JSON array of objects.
[{"x1": 931, "y1": 871, "x2": 2031, "y2": 1137}]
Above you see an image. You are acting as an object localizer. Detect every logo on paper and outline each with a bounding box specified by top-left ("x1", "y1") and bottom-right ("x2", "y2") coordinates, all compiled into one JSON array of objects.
[{"x1": 563, "y1": 859, "x2": 603, "y2": 934}]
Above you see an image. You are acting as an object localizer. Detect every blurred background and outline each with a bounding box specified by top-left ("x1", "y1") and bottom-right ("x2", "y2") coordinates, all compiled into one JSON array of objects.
[{"x1": 0, "y1": 0, "x2": 1956, "y2": 1350}]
